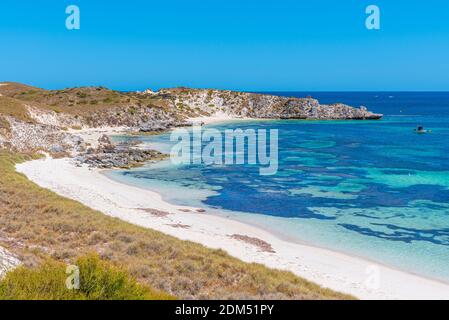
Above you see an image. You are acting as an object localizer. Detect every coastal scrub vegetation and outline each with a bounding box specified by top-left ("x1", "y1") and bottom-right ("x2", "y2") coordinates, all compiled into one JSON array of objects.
[
  {"x1": 0, "y1": 152, "x2": 352, "y2": 300},
  {"x1": 0, "y1": 254, "x2": 173, "y2": 300},
  {"x1": 0, "y1": 82, "x2": 170, "y2": 116}
]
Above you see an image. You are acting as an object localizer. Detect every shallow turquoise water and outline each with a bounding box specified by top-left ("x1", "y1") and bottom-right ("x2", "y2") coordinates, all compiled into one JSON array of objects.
[{"x1": 108, "y1": 93, "x2": 449, "y2": 282}]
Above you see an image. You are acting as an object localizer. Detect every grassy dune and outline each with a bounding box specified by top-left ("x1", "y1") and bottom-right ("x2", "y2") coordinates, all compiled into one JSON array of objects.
[{"x1": 0, "y1": 152, "x2": 353, "y2": 300}]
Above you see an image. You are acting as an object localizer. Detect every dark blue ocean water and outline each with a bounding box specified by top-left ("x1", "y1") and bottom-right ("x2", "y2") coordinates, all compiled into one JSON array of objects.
[{"x1": 108, "y1": 92, "x2": 449, "y2": 282}]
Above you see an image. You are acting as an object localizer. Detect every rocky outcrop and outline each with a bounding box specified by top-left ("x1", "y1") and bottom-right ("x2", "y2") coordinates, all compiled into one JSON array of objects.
[
  {"x1": 70, "y1": 88, "x2": 382, "y2": 130},
  {"x1": 27, "y1": 106, "x2": 84, "y2": 129},
  {"x1": 158, "y1": 88, "x2": 383, "y2": 120},
  {"x1": 75, "y1": 135, "x2": 166, "y2": 168},
  {"x1": 85, "y1": 106, "x2": 184, "y2": 129},
  {"x1": 5, "y1": 117, "x2": 86, "y2": 155}
]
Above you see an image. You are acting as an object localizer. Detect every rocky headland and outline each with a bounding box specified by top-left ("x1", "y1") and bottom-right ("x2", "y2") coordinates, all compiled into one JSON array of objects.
[{"x1": 0, "y1": 82, "x2": 382, "y2": 167}]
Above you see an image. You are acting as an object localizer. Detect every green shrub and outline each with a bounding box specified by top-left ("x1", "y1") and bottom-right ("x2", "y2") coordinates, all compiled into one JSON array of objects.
[{"x1": 0, "y1": 254, "x2": 174, "y2": 300}]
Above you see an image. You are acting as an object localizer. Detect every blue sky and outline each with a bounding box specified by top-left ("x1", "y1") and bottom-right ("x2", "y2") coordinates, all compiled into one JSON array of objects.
[{"x1": 0, "y1": 0, "x2": 448, "y2": 91}]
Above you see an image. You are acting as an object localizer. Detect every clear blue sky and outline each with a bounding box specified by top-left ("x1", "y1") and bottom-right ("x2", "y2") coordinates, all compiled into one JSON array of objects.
[{"x1": 1, "y1": 0, "x2": 448, "y2": 91}]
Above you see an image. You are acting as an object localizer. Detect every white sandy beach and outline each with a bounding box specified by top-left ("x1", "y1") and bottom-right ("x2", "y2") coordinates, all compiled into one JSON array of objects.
[
  {"x1": 15, "y1": 156, "x2": 449, "y2": 300},
  {"x1": 68, "y1": 126, "x2": 130, "y2": 149}
]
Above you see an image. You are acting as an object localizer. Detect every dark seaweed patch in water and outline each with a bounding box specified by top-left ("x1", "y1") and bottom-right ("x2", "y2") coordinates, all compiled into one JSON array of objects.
[
  {"x1": 205, "y1": 182, "x2": 336, "y2": 220},
  {"x1": 342, "y1": 184, "x2": 449, "y2": 208},
  {"x1": 339, "y1": 223, "x2": 449, "y2": 246}
]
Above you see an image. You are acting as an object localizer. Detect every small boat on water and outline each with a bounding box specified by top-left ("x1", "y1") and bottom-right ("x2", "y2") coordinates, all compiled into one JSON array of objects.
[{"x1": 414, "y1": 126, "x2": 432, "y2": 134}]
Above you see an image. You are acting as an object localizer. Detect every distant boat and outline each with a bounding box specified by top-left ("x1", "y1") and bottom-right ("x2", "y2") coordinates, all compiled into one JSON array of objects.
[{"x1": 414, "y1": 126, "x2": 432, "y2": 134}]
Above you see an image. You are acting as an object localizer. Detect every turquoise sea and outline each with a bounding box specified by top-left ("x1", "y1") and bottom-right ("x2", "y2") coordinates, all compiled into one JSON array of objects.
[{"x1": 107, "y1": 92, "x2": 449, "y2": 282}]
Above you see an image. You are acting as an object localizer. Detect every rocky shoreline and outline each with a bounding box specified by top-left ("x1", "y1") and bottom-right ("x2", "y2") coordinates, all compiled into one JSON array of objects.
[{"x1": 74, "y1": 135, "x2": 166, "y2": 169}]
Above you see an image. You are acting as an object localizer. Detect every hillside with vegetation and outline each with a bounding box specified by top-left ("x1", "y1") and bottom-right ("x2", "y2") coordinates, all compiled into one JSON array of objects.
[{"x1": 0, "y1": 82, "x2": 381, "y2": 154}]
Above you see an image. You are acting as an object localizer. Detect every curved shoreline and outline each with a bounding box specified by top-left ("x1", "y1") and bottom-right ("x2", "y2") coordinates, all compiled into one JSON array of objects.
[
  {"x1": 97, "y1": 165, "x2": 449, "y2": 292},
  {"x1": 15, "y1": 156, "x2": 449, "y2": 300},
  {"x1": 103, "y1": 166, "x2": 437, "y2": 284}
]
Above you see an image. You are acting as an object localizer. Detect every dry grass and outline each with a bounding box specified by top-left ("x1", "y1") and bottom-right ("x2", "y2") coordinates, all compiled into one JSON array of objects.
[
  {"x1": 0, "y1": 96, "x2": 35, "y2": 123},
  {"x1": 0, "y1": 82, "x2": 171, "y2": 116},
  {"x1": 0, "y1": 152, "x2": 353, "y2": 300}
]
